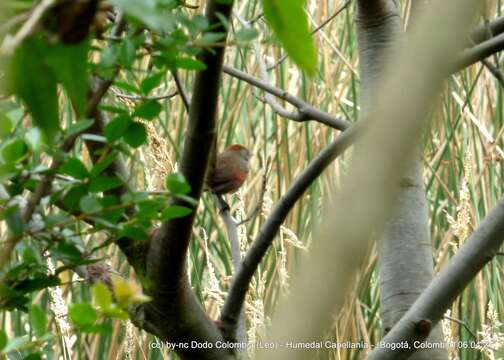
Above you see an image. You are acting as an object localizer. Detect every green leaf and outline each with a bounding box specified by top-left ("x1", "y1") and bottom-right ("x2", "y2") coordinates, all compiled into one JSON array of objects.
[
  {"x1": 133, "y1": 100, "x2": 162, "y2": 120},
  {"x1": 137, "y1": 199, "x2": 163, "y2": 220},
  {"x1": 62, "y1": 184, "x2": 89, "y2": 210},
  {"x1": 90, "y1": 152, "x2": 118, "y2": 177},
  {"x1": 15, "y1": 276, "x2": 60, "y2": 293},
  {"x1": 59, "y1": 158, "x2": 89, "y2": 180},
  {"x1": 99, "y1": 104, "x2": 129, "y2": 114},
  {"x1": 8, "y1": 37, "x2": 59, "y2": 141},
  {"x1": 89, "y1": 176, "x2": 123, "y2": 193},
  {"x1": 69, "y1": 303, "x2": 97, "y2": 326},
  {"x1": 80, "y1": 323, "x2": 113, "y2": 334},
  {"x1": 140, "y1": 72, "x2": 165, "y2": 95},
  {"x1": 121, "y1": 191, "x2": 149, "y2": 204},
  {"x1": 235, "y1": 28, "x2": 258, "y2": 43},
  {"x1": 262, "y1": 0, "x2": 317, "y2": 75},
  {"x1": 160, "y1": 205, "x2": 192, "y2": 221},
  {"x1": 23, "y1": 353, "x2": 42, "y2": 360},
  {"x1": 119, "y1": 38, "x2": 136, "y2": 68},
  {"x1": 114, "y1": 81, "x2": 141, "y2": 94},
  {"x1": 123, "y1": 122, "x2": 147, "y2": 148},
  {"x1": 197, "y1": 32, "x2": 225, "y2": 46},
  {"x1": 66, "y1": 119, "x2": 94, "y2": 137},
  {"x1": 79, "y1": 195, "x2": 103, "y2": 214},
  {"x1": 29, "y1": 304, "x2": 47, "y2": 338},
  {"x1": 99, "y1": 195, "x2": 124, "y2": 224},
  {"x1": 119, "y1": 224, "x2": 149, "y2": 241},
  {"x1": 191, "y1": 15, "x2": 209, "y2": 31},
  {"x1": 45, "y1": 40, "x2": 90, "y2": 115},
  {"x1": 1, "y1": 138, "x2": 27, "y2": 163},
  {"x1": 174, "y1": 57, "x2": 206, "y2": 71},
  {"x1": 4, "y1": 206, "x2": 25, "y2": 236},
  {"x1": 102, "y1": 306, "x2": 129, "y2": 320},
  {"x1": 100, "y1": 43, "x2": 120, "y2": 68},
  {"x1": 109, "y1": 0, "x2": 175, "y2": 32},
  {"x1": 165, "y1": 172, "x2": 191, "y2": 194},
  {"x1": 52, "y1": 242, "x2": 83, "y2": 263},
  {"x1": 104, "y1": 114, "x2": 132, "y2": 142},
  {"x1": 0, "y1": 113, "x2": 13, "y2": 139},
  {"x1": 26, "y1": 128, "x2": 42, "y2": 151},
  {"x1": 92, "y1": 282, "x2": 113, "y2": 310},
  {"x1": 0, "y1": 329, "x2": 7, "y2": 351},
  {"x1": 0, "y1": 163, "x2": 18, "y2": 182}
]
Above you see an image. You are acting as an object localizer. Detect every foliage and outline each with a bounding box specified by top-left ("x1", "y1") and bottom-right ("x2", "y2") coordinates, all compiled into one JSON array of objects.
[{"x1": 0, "y1": 0, "x2": 310, "y2": 356}]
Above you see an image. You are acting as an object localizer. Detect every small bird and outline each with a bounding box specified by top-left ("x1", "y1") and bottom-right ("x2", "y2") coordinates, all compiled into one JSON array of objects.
[{"x1": 207, "y1": 144, "x2": 251, "y2": 195}]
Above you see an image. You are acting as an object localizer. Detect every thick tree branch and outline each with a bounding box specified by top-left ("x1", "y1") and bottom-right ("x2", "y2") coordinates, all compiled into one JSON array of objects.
[
  {"x1": 81, "y1": 12, "x2": 151, "y2": 275},
  {"x1": 220, "y1": 120, "x2": 364, "y2": 339},
  {"x1": 367, "y1": 198, "x2": 504, "y2": 360},
  {"x1": 142, "y1": 1, "x2": 237, "y2": 358},
  {"x1": 471, "y1": 15, "x2": 504, "y2": 45},
  {"x1": 456, "y1": 32, "x2": 504, "y2": 72}
]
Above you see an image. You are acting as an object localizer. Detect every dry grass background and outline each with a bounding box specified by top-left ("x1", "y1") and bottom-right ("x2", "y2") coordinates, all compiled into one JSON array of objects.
[{"x1": 2, "y1": 0, "x2": 504, "y2": 359}]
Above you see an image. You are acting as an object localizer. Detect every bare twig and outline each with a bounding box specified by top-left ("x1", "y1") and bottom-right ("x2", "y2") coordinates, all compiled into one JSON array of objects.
[
  {"x1": 481, "y1": 58, "x2": 504, "y2": 87},
  {"x1": 443, "y1": 315, "x2": 478, "y2": 339},
  {"x1": 171, "y1": 70, "x2": 191, "y2": 113},
  {"x1": 112, "y1": 88, "x2": 179, "y2": 101}
]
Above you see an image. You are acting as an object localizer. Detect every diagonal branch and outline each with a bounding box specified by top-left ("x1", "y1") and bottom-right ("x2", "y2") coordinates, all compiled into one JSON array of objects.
[
  {"x1": 470, "y1": 15, "x2": 504, "y2": 45},
  {"x1": 456, "y1": 32, "x2": 504, "y2": 71},
  {"x1": 222, "y1": 65, "x2": 350, "y2": 130},
  {"x1": 220, "y1": 120, "x2": 364, "y2": 339},
  {"x1": 367, "y1": 197, "x2": 504, "y2": 360}
]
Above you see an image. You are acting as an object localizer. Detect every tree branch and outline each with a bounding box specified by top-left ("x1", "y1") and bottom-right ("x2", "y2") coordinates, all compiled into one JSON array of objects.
[
  {"x1": 220, "y1": 120, "x2": 364, "y2": 339},
  {"x1": 367, "y1": 197, "x2": 504, "y2": 360},
  {"x1": 142, "y1": 1, "x2": 237, "y2": 358},
  {"x1": 456, "y1": 32, "x2": 504, "y2": 72},
  {"x1": 171, "y1": 69, "x2": 191, "y2": 113},
  {"x1": 213, "y1": 195, "x2": 247, "y2": 345},
  {"x1": 471, "y1": 15, "x2": 504, "y2": 45},
  {"x1": 222, "y1": 65, "x2": 350, "y2": 130}
]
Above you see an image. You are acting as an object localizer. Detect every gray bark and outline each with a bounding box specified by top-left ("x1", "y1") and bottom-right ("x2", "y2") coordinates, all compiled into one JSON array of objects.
[
  {"x1": 378, "y1": 161, "x2": 447, "y2": 360},
  {"x1": 356, "y1": 1, "x2": 447, "y2": 359}
]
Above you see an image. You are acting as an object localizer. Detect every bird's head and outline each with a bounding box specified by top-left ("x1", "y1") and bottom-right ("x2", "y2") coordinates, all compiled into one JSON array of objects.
[{"x1": 226, "y1": 144, "x2": 251, "y2": 162}]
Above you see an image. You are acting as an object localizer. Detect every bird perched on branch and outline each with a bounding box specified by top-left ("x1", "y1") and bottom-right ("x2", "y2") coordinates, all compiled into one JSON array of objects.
[{"x1": 207, "y1": 144, "x2": 251, "y2": 195}]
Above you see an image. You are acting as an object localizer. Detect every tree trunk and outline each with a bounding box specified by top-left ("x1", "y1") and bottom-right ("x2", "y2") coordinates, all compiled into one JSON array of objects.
[{"x1": 355, "y1": 1, "x2": 448, "y2": 359}]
